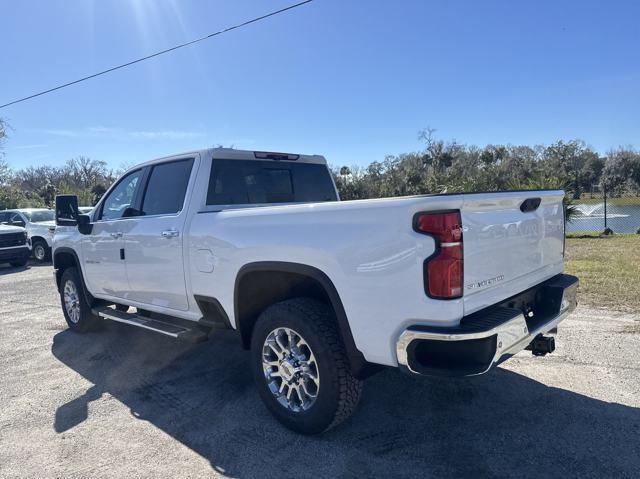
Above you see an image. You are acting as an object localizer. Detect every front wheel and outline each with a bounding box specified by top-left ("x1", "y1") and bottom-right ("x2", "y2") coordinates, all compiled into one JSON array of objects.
[
  {"x1": 250, "y1": 298, "x2": 363, "y2": 434},
  {"x1": 32, "y1": 239, "x2": 50, "y2": 263},
  {"x1": 59, "y1": 267, "x2": 98, "y2": 332}
]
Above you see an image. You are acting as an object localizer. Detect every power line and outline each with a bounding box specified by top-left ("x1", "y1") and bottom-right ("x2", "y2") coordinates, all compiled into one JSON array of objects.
[{"x1": 0, "y1": 0, "x2": 314, "y2": 110}]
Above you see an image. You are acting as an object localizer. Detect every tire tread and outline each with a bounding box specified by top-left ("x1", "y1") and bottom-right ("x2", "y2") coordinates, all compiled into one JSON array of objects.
[{"x1": 256, "y1": 297, "x2": 363, "y2": 433}]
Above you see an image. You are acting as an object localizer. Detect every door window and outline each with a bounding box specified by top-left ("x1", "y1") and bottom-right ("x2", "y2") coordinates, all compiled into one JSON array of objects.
[
  {"x1": 141, "y1": 159, "x2": 194, "y2": 216},
  {"x1": 99, "y1": 169, "x2": 143, "y2": 221}
]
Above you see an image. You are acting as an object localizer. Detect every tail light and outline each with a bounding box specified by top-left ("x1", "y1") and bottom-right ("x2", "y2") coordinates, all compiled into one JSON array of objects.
[{"x1": 414, "y1": 211, "x2": 463, "y2": 299}]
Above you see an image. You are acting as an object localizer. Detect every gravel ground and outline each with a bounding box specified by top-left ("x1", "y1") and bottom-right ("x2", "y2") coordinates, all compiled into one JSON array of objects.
[{"x1": 1, "y1": 264, "x2": 639, "y2": 479}]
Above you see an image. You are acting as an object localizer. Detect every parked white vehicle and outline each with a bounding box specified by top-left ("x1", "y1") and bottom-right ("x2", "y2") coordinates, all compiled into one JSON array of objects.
[
  {"x1": 52, "y1": 148, "x2": 578, "y2": 434},
  {"x1": 0, "y1": 223, "x2": 31, "y2": 267},
  {"x1": 0, "y1": 208, "x2": 55, "y2": 262}
]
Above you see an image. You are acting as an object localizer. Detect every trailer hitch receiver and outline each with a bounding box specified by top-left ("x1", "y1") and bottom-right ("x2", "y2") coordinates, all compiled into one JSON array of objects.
[{"x1": 526, "y1": 334, "x2": 556, "y2": 356}]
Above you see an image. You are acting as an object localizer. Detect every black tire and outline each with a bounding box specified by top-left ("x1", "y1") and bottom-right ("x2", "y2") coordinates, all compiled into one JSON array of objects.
[
  {"x1": 9, "y1": 258, "x2": 28, "y2": 267},
  {"x1": 250, "y1": 298, "x2": 363, "y2": 434},
  {"x1": 32, "y1": 239, "x2": 51, "y2": 263},
  {"x1": 59, "y1": 267, "x2": 98, "y2": 332}
]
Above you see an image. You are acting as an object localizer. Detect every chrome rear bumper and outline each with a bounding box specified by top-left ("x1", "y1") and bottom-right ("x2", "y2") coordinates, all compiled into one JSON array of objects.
[{"x1": 396, "y1": 274, "x2": 579, "y2": 377}]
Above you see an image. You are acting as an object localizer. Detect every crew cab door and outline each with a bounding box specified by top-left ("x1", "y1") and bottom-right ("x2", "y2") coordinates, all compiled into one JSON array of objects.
[
  {"x1": 123, "y1": 157, "x2": 195, "y2": 311},
  {"x1": 82, "y1": 168, "x2": 144, "y2": 297}
]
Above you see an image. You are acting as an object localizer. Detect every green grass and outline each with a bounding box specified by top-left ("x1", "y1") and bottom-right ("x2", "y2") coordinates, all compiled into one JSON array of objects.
[
  {"x1": 566, "y1": 232, "x2": 638, "y2": 238},
  {"x1": 565, "y1": 235, "x2": 640, "y2": 312}
]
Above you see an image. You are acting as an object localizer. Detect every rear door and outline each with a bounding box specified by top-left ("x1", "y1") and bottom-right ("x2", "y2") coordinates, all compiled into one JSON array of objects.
[
  {"x1": 461, "y1": 190, "x2": 565, "y2": 314},
  {"x1": 123, "y1": 157, "x2": 196, "y2": 311}
]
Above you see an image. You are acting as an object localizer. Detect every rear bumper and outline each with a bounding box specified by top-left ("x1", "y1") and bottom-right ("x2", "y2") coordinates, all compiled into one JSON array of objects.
[{"x1": 396, "y1": 274, "x2": 579, "y2": 377}]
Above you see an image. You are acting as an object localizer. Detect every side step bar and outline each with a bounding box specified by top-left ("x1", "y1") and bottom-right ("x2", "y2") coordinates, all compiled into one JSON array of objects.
[{"x1": 92, "y1": 306, "x2": 208, "y2": 343}]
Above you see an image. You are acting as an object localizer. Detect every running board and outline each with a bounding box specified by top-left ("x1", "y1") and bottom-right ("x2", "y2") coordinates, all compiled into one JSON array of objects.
[{"x1": 92, "y1": 307, "x2": 208, "y2": 342}]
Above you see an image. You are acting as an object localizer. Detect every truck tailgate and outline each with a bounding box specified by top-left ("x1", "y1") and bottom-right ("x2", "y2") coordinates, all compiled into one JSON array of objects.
[{"x1": 461, "y1": 190, "x2": 565, "y2": 315}]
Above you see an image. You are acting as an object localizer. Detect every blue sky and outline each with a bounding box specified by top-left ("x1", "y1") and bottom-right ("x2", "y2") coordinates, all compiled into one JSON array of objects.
[{"x1": 1, "y1": 0, "x2": 639, "y2": 171}]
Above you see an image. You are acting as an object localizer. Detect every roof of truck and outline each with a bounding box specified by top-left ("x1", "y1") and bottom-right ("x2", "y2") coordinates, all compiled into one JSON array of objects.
[{"x1": 134, "y1": 147, "x2": 327, "y2": 170}]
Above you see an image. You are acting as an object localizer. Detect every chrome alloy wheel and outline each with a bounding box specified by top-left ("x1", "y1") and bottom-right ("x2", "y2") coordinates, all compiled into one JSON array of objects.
[
  {"x1": 34, "y1": 244, "x2": 45, "y2": 261},
  {"x1": 63, "y1": 279, "x2": 81, "y2": 324},
  {"x1": 262, "y1": 327, "x2": 320, "y2": 412}
]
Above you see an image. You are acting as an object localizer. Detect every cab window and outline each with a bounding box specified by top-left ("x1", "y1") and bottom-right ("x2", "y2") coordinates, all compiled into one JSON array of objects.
[
  {"x1": 99, "y1": 169, "x2": 143, "y2": 221},
  {"x1": 141, "y1": 159, "x2": 194, "y2": 216},
  {"x1": 206, "y1": 160, "x2": 337, "y2": 205}
]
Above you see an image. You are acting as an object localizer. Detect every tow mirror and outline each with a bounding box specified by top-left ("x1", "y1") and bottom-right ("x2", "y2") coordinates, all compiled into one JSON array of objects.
[
  {"x1": 56, "y1": 195, "x2": 94, "y2": 235},
  {"x1": 55, "y1": 195, "x2": 79, "y2": 226}
]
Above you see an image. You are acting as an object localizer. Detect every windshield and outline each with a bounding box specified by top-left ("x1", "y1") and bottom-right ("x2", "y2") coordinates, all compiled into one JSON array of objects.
[{"x1": 23, "y1": 210, "x2": 55, "y2": 223}]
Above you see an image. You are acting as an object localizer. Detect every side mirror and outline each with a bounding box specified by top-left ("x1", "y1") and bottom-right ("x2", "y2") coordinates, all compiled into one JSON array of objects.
[
  {"x1": 122, "y1": 207, "x2": 141, "y2": 218},
  {"x1": 12, "y1": 219, "x2": 25, "y2": 227},
  {"x1": 55, "y1": 195, "x2": 80, "y2": 226}
]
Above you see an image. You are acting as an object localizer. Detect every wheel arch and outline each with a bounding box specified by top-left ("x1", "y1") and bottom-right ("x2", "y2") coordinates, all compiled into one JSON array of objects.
[
  {"x1": 30, "y1": 236, "x2": 49, "y2": 247},
  {"x1": 53, "y1": 247, "x2": 93, "y2": 304},
  {"x1": 234, "y1": 261, "x2": 377, "y2": 378}
]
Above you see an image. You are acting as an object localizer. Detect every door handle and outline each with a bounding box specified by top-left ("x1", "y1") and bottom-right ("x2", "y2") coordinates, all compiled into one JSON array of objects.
[
  {"x1": 110, "y1": 232, "x2": 123, "y2": 238},
  {"x1": 161, "y1": 229, "x2": 179, "y2": 238}
]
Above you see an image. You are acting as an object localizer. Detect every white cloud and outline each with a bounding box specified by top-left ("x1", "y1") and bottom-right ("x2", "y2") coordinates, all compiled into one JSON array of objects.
[
  {"x1": 38, "y1": 127, "x2": 204, "y2": 141},
  {"x1": 129, "y1": 130, "x2": 204, "y2": 140},
  {"x1": 87, "y1": 126, "x2": 117, "y2": 134},
  {"x1": 40, "y1": 129, "x2": 80, "y2": 137},
  {"x1": 11, "y1": 144, "x2": 48, "y2": 150}
]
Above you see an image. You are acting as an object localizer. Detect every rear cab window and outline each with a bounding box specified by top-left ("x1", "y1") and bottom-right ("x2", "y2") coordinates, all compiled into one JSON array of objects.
[{"x1": 206, "y1": 159, "x2": 337, "y2": 206}]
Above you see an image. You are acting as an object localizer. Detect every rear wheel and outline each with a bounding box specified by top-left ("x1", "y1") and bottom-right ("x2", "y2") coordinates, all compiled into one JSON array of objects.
[
  {"x1": 60, "y1": 267, "x2": 98, "y2": 332},
  {"x1": 250, "y1": 298, "x2": 362, "y2": 434}
]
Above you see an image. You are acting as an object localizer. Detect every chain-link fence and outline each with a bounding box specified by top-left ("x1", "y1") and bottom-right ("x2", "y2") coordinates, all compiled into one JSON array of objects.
[{"x1": 568, "y1": 185, "x2": 640, "y2": 234}]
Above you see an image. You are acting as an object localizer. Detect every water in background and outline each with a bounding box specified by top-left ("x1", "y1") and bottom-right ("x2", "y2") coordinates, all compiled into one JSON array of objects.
[{"x1": 567, "y1": 203, "x2": 640, "y2": 233}]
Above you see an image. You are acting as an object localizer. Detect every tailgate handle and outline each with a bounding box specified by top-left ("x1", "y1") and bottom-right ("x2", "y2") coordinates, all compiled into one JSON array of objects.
[{"x1": 520, "y1": 198, "x2": 541, "y2": 213}]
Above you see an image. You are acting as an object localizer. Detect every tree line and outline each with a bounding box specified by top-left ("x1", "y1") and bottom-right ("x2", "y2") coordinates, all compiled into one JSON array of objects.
[
  {"x1": 2, "y1": 119, "x2": 639, "y2": 210},
  {"x1": 0, "y1": 155, "x2": 120, "y2": 209},
  {"x1": 330, "y1": 129, "x2": 640, "y2": 201},
  {"x1": 0, "y1": 119, "x2": 123, "y2": 209}
]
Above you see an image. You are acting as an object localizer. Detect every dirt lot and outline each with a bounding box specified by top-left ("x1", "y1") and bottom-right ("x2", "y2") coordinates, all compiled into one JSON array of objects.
[{"x1": 1, "y1": 264, "x2": 639, "y2": 478}]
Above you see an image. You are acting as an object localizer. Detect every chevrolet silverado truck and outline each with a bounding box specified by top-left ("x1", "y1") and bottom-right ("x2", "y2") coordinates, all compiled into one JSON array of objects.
[
  {"x1": 0, "y1": 223, "x2": 30, "y2": 267},
  {"x1": 0, "y1": 208, "x2": 55, "y2": 262},
  {"x1": 52, "y1": 147, "x2": 578, "y2": 434}
]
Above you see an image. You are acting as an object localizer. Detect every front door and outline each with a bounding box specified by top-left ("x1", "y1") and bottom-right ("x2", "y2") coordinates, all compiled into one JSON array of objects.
[
  {"x1": 82, "y1": 168, "x2": 144, "y2": 298},
  {"x1": 123, "y1": 157, "x2": 195, "y2": 311}
]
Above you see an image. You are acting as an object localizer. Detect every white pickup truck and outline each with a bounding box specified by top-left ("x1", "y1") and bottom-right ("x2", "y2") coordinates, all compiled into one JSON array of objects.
[
  {"x1": 53, "y1": 147, "x2": 578, "y2": 434},
  {"x1": 0, "y1": 224, "x2": 31, "y2": 267},
  {"x1": 0, "y1": 208, "x2": 56, "y2": 262}
]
